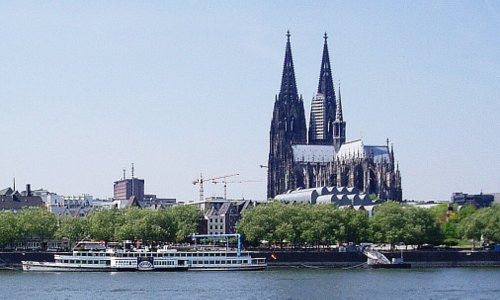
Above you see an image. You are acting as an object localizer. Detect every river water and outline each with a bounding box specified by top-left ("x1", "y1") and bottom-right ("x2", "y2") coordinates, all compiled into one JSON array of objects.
[{"x1": 1, "y1": 267, "x2": 499, "y2": 299}]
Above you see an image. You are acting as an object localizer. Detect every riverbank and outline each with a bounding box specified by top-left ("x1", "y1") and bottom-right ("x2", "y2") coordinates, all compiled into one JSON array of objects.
[
  {"x1": 255, "y1": 249, "x2": 500, "y2": 268},
  {"x1": 2, "y1": 250, "x2": 500, "y2": 269}
]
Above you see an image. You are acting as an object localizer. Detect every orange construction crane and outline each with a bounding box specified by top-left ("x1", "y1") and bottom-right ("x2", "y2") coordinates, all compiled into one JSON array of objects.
[
  {"x1": 211, "y1": 179, "x2": 262, "y2": 200},
  {"x1": 192, "y1": 173, "x2": 239, "y2": 201}
]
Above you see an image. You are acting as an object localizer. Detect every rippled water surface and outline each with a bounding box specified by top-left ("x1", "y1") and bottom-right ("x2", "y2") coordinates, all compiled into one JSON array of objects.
[{"x1": 1, "y1": 268, "x2": 500, "y2": 299}]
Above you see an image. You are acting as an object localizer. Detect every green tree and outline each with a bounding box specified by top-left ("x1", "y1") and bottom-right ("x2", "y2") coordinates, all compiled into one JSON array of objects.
[
  {"x1": 55, "y1": 216, "x2": 88, "y2": 247},
  {"x1": 429, "y1": 203, "x2": 452, "y2": 223},
  {"x1": 337, "y1": 207, "x2": 370, "y2": 244},
  {"x1": 403, "y1": 206, "x2": 442, "y2": 247},
  {"x1": 369, "y1": 201, "x2": 406, "y2": 247},
  {"x1": 481, "y1": 205, "x2": 500, "y2": 243},
  {"x1": 458, "y1": 204, "x2": 477, "y2": 220},
  {"x1": 301, "y1": 205, "x2": 339, "y2": 247},
  {"x1": 236, "y1": 204, "x2": 272, "y2": 246},
  {"x1": 86, "y1": 208, "x2": 120, "y2": 241},
  {"x1": 18, "y1": 207, "x2": 57, "y2": 245},
  {"x1": 114, "y1": 208, "x2": 147, "y2": 241},
  {"x1": 457, "y1": 210, "x2": 484, "y2": 248},
  {"x1": 142, "y1": 210, "x2": 176, "y2": 242},
  {"x1": 169, "y1": 205, "x2": 202, "y2": 242},
  {"x1": 0, "y1": 211, "x2": 20, "y2": 248}
]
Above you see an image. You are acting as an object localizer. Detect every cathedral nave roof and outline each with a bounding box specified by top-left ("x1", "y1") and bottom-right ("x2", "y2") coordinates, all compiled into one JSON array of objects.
[{"x1": 336, "y1": 139, "x2": 390, "y2": 163}]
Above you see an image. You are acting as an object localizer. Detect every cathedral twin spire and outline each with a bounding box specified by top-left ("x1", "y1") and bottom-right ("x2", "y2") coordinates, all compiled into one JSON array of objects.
[
  {"x1": 316, "y1": 33, "x2": 336, "y2": 113},
  {"x1": 276, "y1": 31, "x2": 345, "y2": 147},
  {"x1": 279, "y1": 31, "x2": 299, "y2": 103},
  {"x1": 268, "y1": 32, "x2": 400, "y2": 200}
]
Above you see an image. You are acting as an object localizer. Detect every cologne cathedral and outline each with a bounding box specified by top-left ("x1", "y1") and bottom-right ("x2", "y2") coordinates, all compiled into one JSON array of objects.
[{"x1": 267, "y1": 32, "x2": 402, "y2": 201}]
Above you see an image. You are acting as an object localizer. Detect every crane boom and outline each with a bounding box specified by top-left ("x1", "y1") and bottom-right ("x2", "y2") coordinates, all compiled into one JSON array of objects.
[
  {"x1": 192, "y1": 173, "x2": 239, "y2": 201},
  {"x1": 211, "y1": 179, "x2": 262, "y2": 200}
]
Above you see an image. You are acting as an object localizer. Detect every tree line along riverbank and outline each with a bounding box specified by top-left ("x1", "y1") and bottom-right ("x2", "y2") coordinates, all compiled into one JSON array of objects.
[{"x1": 1, "y1": 201, "x2": 499, "y2": 251}]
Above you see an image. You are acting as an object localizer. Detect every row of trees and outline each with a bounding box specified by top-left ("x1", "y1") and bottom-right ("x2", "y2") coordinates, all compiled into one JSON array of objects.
[
  {"x1": 236, "y1": 201, "x2": 370, "y2": 247},
  {"x1": 0, "y1": 206, "x2": 201, "y2": 249},
  {"x1": 429, "y1": 202, "x2": 500, "y2": 247},
  {"x1": 1, "y1": 201, "x2": 499, "y2": 250},
  {"x1": 237, "y1": 201, "x2": 500, "y2": 248}
]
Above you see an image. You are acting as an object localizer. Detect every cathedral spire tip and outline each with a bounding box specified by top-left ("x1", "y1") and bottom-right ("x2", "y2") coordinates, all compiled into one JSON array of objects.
[
  {"x1": 286, "y1": 30, "x2": 291, "y2": 40},
  {"x1": 324, "y1": 32, "x2": 328, "y2": 40}
]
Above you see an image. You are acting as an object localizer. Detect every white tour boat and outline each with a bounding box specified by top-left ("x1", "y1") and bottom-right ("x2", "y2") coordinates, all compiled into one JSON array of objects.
[
  {"x1": 22, "y1": 235, "x2": 266, "y2": 272},
  {"x1": 22, "y1": 241, "x2": 188, "y2": 272}
]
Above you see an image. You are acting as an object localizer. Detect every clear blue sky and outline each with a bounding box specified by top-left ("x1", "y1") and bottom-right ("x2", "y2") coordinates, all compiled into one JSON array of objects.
[{"x1": 1, "y1": 1, "x2": 499, "y2": 201}]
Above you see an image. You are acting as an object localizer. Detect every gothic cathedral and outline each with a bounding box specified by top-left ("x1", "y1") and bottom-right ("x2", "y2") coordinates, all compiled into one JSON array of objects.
[{"x1": 267, "y1": 32, "x2": 402, "y2": 201}]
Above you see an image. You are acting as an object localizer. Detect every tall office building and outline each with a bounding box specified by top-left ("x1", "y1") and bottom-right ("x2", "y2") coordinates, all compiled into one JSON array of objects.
[{"x1": 113, "y1": 177, "x2": 144, "y2": 201}]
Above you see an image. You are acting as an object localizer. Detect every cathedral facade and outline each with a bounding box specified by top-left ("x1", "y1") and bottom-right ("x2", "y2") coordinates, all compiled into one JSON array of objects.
[{"x1": 267, "y1": 32, "x2": 402, "y2": 201}]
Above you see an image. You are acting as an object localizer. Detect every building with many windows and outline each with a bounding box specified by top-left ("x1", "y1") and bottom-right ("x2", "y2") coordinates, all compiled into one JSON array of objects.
[{"x1": 113, "y1": 177, "x2": 144, "y2": 201}]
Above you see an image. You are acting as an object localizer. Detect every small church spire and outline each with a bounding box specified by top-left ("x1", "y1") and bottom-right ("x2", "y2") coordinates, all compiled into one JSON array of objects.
[
  {"x1": 390, "y1": 143, "x2": 395, "y2": 165},
  {"x1": 335, "y1": 82, "x2": 343, "y2": 122},
  {"x1": 333, "y1": 82, "x2": 346, "y2": 152}
]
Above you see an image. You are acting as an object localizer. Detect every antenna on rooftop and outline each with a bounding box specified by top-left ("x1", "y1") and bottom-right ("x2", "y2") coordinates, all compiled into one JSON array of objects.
[
  {"x1": 122, "y1": 169, "x2": 126, "y2": 180},
  {"x1": 131, "y1": 163, "x2": 135, "y2": 179}
]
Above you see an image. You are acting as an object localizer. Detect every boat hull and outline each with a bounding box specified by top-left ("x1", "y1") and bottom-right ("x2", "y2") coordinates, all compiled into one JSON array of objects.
[
  {"x1": 188, "y1": 264, "x2": 267, "y2": 271},
  {"x1": 369, "y1": 263, "x2": 411, "y2": 269},
  {"x1": 22, "y1": 261, "x2": 188, "y2": 272},
  {"x1": 22, "y1": 262, "x2": 108, "y2": 272}
]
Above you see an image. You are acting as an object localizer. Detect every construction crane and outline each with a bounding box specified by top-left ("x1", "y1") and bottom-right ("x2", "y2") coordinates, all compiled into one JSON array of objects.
[
  {"x1": 192, "y1": 173, "x2": 239, "y2": 201},
  {"x1": 211, "y1": 179, "x2": 262, "y2": 200}
]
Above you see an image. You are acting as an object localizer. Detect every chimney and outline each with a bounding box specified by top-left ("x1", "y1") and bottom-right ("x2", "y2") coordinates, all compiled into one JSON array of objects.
[{"x1": 26, "y1": 184, "x2": 31, "y2": 197}]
